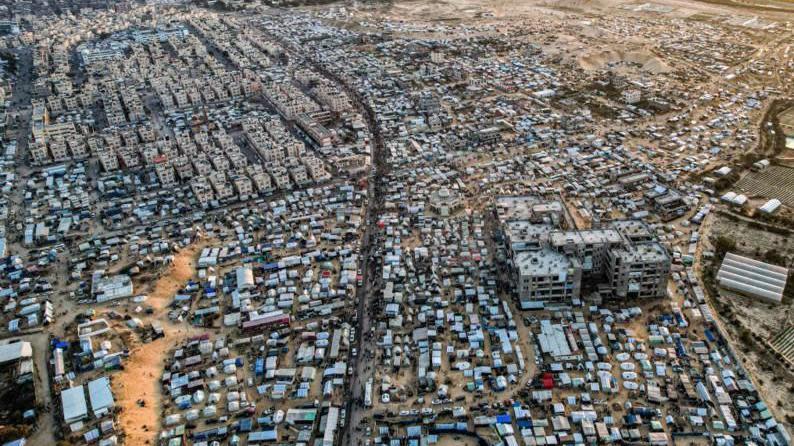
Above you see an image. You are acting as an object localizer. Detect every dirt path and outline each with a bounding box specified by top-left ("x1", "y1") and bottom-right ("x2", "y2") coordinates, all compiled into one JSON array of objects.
[
  {"x1": 111, "y1": 241, "x2": 211, "y2": 445},
  {"x1": 24, "y1": 331, "x2": 57, "y2": 446}
]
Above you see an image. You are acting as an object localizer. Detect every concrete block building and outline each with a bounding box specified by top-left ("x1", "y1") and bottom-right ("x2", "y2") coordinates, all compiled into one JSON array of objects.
[{"x1": 500, "y1": 197, "x2": 671, "y2": 308}]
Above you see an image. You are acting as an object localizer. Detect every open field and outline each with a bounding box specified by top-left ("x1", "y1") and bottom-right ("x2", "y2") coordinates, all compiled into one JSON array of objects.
[{"x1": 703, "y1": 215, "x2": 794, "y2": 421}]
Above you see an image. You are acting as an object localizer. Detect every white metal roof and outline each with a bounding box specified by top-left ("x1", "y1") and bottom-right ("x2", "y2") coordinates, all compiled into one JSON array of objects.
[
  {"x1": 717, "y1": 253, "x2": 788, "y2": 303},
  {"x1": 61, "y1": 386, "x2": 88, "y2": 423},
  {"x1": 88, "y1": 377, "x2": 115, "y2": 413},
  {"x1": 759, "y1": 199, "x2": 782, "y2": 214},
  {"x1": 0, "y1": 341, "x2": 32, "y2": 364}
]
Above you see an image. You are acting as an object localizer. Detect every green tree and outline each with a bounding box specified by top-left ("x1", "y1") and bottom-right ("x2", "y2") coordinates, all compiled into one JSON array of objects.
[
  {"x1": 713, "y1": 235, "x2": 736, "y2": 256},
  {"x1": 763, "y1": 249, "x2": 786, "y2": 267}
]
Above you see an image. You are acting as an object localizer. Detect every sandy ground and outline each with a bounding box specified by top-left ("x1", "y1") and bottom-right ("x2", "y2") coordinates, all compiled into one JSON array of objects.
[
  {"x1": 112, "y1": 241, "x2": 211, "y2": 445},
  {"x1": 366, "y1": 0, "x2": 794, "y2": 23},
  {"x1": 435, "y1": 436, "x2": 481, "y2": 446},
  {"x1": 577, "y1": 48, "x2": 672, "y2": 73}
]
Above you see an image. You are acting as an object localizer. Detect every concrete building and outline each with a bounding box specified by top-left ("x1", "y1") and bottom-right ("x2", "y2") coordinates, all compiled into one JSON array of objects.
[
  {"x1": 652, "y1": 191, "x2": 688, "y2": 222},
  {"x1": 429, "y1": 187, "x2": 463, "y2": 217},
  {"x1": 155, "y1": 161, "x2": 177, "y2": 187},
  {"x1": 515, "y1": 249, "x2": 582, "y2": 302},
  {"x1": 622, "y1": 89, "x2": 641, "y2": 104},
  {"x1": 502, "y1": 198, "x2": 670, "y2": 306}
]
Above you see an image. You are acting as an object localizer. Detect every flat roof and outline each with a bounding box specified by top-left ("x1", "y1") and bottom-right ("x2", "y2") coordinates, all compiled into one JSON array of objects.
[
  {"x1": 515, "y1": 249, "x2": 572, "y2": 277},
  {"x1": 88, "y1": 377, "x2": 115, "y2": 413},
  {"x1": 0, "y1": 341, "x2": 32, "y2": 364},
  {"x1": 61, "y1": 386, "x2": 88, "y2": 423},
  {"x1": 549, "y1": 229, "x2": 622, "y2": 247}
]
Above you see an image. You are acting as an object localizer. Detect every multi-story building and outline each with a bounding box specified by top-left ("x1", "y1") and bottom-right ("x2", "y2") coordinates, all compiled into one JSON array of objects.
[
  {"x1": 622, "y1": 89, "x2": 642, "y2": 104},
  {"x1": 606, "y1": 243, "x2": 670, "y2": 299},
  {"x1": 209, "y1": 171, "x2": 234, "y2": 200},
  {"x1": 296, "y1": 113, "x2": 333, "y2": 147},
  {"x1": 191, "y1": 177, "x2": 214, "y2": 207},
  {"x1": 174, "y1": 156, "x2": 195, "y2": 181},
  {"x1": 69, "y1": 139, "x2": 89, "y2": 159},
  {"x1": 303, "y1": 156, "x2": 330, "y2": 182},
  {"x1": 155, "y1": 162, "x2": 177, "y2": 187},
  {"x1": 502, "y1": 197, "x2": 671, "y2": 307},
  {"x1": 118, "y1": 148, "x2": 141, "y2": 169},
  {"x1": 289, "y1": 164, "x2": 310, "y2": 186},
  {"x1": 247, "y1": 165, "x2": 273, "y2": 194},
  {"x1": 49, "y1": 138, "x2": 69, "y2": 162},
  {"x1": 98, "y1": 149, "x2": 119, "y2": 172},
  {"x1": 29, "y1": 142, "x2": 51, "y2": 165},
  {"x1": 515, "y1": 249, "x2": 582, "y2": 302},
  {"x1": 652, "y1": 191, "x2": 688, "y2": 222},
  {"x1": 231, "y1": 175, "x2": 253, "y2": 197},
  {"x1": 270, "y1": 166, "x2": 291, "y2": 190}
]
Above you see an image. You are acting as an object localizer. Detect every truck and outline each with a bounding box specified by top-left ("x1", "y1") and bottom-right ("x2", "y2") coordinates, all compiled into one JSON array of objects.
[{"x1": 364, "y1": 378, "x2": 373, "y2": 408}]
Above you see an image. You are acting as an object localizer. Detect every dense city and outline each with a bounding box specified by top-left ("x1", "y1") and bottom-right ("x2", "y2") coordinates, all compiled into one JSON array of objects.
[{"x1": 0, "y1": 0, "x2": 793, "y2": 445}]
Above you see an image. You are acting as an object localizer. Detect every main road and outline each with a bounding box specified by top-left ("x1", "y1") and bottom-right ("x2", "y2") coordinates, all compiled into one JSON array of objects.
[
  {"x1": 308, "y1": 54, "x2": 388, "y2": 446},
  {"x1": 253, "y1": 17, "x2": 389, "y2": 445}
]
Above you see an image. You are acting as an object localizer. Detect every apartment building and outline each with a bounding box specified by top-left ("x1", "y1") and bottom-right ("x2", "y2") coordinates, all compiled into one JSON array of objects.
[
  {"x1": 651, "y1": 191, "x2": 688, "y2": 222},
  {"x1": 174, "y1": 155, "x2": 195, "y2": 181},
  {"x1": 29, "y1": 142, "x2": 51, "y2": 165},
  {"x1": 247, "y1": 165, "x2": 273, "y2": 194},
  {"x1": 296, "y1": 113, "x2": 333, "y2": 147},
  {"x1": 502, "y1": 197, "x2": 671, "y2": 307},
  {"x1": 231, "y1": 175, "x2": 254, "y2": 197},
  {"x1": 263, "y1": 81, "x2": 321, "y2": 120},
  {"x1": 270, "y1": 166, "x2": 291, "y2": 190},
  {"x1": 191, "y1": 177, "x2": 214, "y2": 207},
  {"x1": 155, "y1": 162, "x2": 177, "y2": 187},
  {"x1": 289, "y1": 164, "x2": 310, "y2": 186},
  {"x1": 97, "y1": 149, "x2": 119, "y2": 172},
  {"x1": 209, "y1": 171, "x2": 234, "y2": 200},
  {"x1": 302, "y1": 155, "x2": 329, "y2": 182},
  {"x1": 515, "y1": 249, "x2": 582, "y2": 302},
  {"x1": 118, "y1": 148, "x2": 141, "y2": 169},
  {"x1": 314, "y1": 86, "x2": 351, "y2": 113},
  {"x1": 606, "y1": 242, "x2": 670, "y2": 299}
]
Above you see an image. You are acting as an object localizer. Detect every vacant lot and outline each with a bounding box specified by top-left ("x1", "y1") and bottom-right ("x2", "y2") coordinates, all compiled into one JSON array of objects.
[{"x1": 705, "y1": 215, "x2": 794, "y2": 420}]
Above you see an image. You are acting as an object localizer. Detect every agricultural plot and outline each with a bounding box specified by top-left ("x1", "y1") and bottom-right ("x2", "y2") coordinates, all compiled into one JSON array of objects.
[
  {"x1": 736, "y1": 165, "x2": 794, "y2": 206},
  {"x1": 770, "y1": 326, "x2": 794, "y2": 365}
]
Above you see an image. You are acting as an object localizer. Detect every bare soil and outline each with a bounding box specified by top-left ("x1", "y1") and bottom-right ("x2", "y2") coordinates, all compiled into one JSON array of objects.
[{"x1": 112, "y1": 242, "x2": 210, "y2": 445}]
